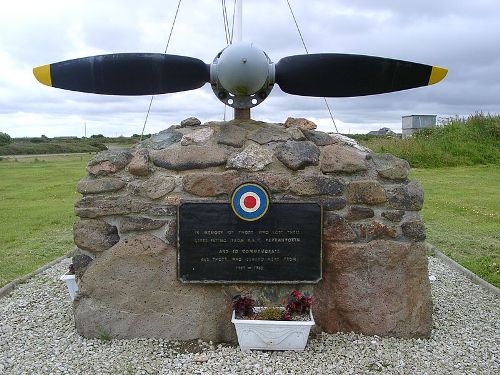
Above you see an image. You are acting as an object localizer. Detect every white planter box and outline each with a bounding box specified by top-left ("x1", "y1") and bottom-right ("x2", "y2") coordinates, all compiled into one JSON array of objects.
[
  {"x1": 231, "y1": 309, "x2": 315, "y2": 351},
  {"x1": 60, "y1": 274, "x2": 78, "y2": 301}
]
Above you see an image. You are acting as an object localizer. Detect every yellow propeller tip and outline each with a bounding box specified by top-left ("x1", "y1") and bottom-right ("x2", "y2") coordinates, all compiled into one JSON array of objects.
[
  {"x1": 428, "y1": 66, "x2": 448, "y2": 85},
  {"x1": 33, "y1": 64, "x2": 52, "y2": 86}
]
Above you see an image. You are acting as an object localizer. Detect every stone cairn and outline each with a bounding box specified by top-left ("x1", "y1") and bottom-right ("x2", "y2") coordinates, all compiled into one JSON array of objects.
[{"x1": 72, "y1": 117, "x2": 432, "y2": 341}]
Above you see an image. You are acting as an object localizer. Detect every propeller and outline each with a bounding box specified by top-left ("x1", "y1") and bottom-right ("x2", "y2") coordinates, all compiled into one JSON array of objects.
[
  {"x1": 33, "y1": 53, "x2": 210, "y2": 95},
  {"x1": 33, "y1": 43, "x2": 447, "y2": 109},
  {"x1": 275, "y1": 53, "x2": 447, "y2": 98}
]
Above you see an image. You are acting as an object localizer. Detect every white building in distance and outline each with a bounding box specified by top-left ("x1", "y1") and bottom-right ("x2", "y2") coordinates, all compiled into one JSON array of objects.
[{"x1": 402, "y1": 115, "x2": 436, "y2": 138}]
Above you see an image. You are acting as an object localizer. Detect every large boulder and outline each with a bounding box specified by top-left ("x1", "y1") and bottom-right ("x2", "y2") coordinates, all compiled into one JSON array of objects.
[
  {"x1": 314, "y1": 240, "x2": 432, "y2": 338},
  {"x1": 74, "y1": 234, "x2": 235, "y2": 341}
]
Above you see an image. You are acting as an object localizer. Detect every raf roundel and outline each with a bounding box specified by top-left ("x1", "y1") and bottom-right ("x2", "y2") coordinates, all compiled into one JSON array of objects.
[{"x1": 231, "y1": 183, "x2": 270, "y2": 221}]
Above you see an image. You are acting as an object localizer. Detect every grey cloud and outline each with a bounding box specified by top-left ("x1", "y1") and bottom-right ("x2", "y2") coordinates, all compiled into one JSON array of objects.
[{"x1": 0, "y1": 0, "x2": 498, "y2": 137}]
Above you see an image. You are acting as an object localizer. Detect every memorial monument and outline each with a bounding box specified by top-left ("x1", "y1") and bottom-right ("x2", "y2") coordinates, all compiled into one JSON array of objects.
[
  {"x1": 69, "y1": 118, "x2": 432, "y2": 340},
  {"x1": 33, "y1": 0, "x2": 446, "y2": 341}
]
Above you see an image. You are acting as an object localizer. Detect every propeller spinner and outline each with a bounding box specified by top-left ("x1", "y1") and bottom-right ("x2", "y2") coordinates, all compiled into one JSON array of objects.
[{"x1": 33, "y1": 42, "x2": 447, "y2": 109}]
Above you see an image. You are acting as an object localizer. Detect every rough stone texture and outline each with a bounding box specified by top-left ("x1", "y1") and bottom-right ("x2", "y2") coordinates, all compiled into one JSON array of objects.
[
  {"x1": 290, "y1": 175, "x2": 344, "y2": 196},
  {"x1": 76, "y1": 177, "x2": 126, "y2": 194},
  {"x1": 87, "y1": 150, "x2": 133, "y2": 176},
  {"x1": 372, "y1": 153, "x2": 410, "y2": 180},
  {"x1": 314, "y1": 240, "x2": 432, "y2": 338},
  {"x1": 348, "y1": 180, "x2": 386, "y2": 205},
  {"x1": 120, "y1": 216, "x2": 167, "y2": 232},
  {"x1": 315, "y1": 197, "x2": 347, "y2": 211},
  {"x1": 323, "y1": 213, "x2": 357, "y2": 241},
  {"x1": 164, "y1": 217, "x2": 177, "y2": 245},
  {"x1": 142, "y1": 204, "x2": 177, "y2": 218},
  {"x1": 245, "y1": 172, "x2": 289, "y2": 193},
  {"x1": 181, "y1": 127, "x2": 214, "y2": 146},
  {"x1": 180, "y1": 117, "x2": 201, "y2": 127},
  {"x1": 232, "y1": 120, "x2": 267, "y2": 132},
  {"x1": 74, "y1": 234, "x2": 233, "y2": 341},
  {"x1": 151, "y1": 145, "x2": 227, "y2": 171},
  {"x1": 72, "y1": 253, "x2": 94, "y2": 279},
  {"x1": 386, "y1": 181, "x2": 424, "y2": 211},
  {"x1": 75, "y1": 196, "x2": 131, "y2": 218},
  {"x1": 73, "y1": 219, "x2": 120, "y2": 253},
  {"x1": 345, "y1": 206, "x2": 375, "y2": 221},
  {"x1": 352, "y1": 221, "x2": 397, "y2": 241},
  {"x1": 127, "y1": 149, "x2": 150, "y2": 176},
  {"x1": 75, "y1": 195, "x2": 176, "y2": 218},
  {"x1": 284, "y1": 117, "x2": 317, "y2": 130},
  {"x1": 401, "y1": 220, "x2": 426, "y2": 241},
  {"x1": 286, "y1": 126, "x2": 306, "y2": 141},
  {"x1": 302, "y1": 129, "x2": 334, "y2": 146},
  {"x1": 140, "y1": 129, "x2": 183, "y2": 150},
  {"x1": 134, "y1": 174, "x2": 175, "y2": 200},
  {"x1": 226, "y1": 143, "x2": 273, "y2": 171},
  {"x1": 382, "y1": 210, "x2": 405, "y2": 222},
  {"x1": 320, "y1": 144, "x2": 367, "y2": 173},
  {"x1": 275, "y1": 141, "x2": 320, "y2": 170},
  {"x1": 217, "y1": 123, "x2": 247, "y2": 148},
  {"x1": 183, "y1": 171, "x2": 240, "y2": 197},
  {"x1": 248, "y1": 126, "x2": 290, "y2": 144}
]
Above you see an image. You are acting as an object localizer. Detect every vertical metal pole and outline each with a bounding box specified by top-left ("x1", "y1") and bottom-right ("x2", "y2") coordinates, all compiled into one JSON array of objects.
[
  {"x1": 234, "y1": 108, "x2": 250, "y2": 120},
  {"x1": 233, "y1": 0, "x2": 250, "y2": 119},
  {"x1": 234, "y1": 0, "x2": 242, "y2": 42}
]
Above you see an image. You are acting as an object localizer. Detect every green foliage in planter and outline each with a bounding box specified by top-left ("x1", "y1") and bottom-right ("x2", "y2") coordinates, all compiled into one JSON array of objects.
[{"x1": 256, "y1": 307, "x2": 283, "y2": 321}]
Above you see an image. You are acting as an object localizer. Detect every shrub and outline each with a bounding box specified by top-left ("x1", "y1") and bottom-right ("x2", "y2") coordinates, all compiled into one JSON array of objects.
[
  {"x1": 357, "y1": 113, "x2": 500, "y2": 168},
  {"x1": 0, "y1": 132, "x2": 11, "y2": 145}
]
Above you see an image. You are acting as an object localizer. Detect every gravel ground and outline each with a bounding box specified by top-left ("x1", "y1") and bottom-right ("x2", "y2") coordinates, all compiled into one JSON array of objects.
[{"x1": 0, "y1": 257, "x2": 498, "y2": 374}]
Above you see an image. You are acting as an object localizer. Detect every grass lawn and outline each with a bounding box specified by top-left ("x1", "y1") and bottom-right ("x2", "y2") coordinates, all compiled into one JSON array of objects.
[
  {"x1": 0, "y1": 155, "x2": 498, "y2": 289},
  {"x1": 0, "y1": 154, "x2": 91, "y2": 287},
  {"x1": 411, "y1": 164, "x2": 500, "y2": 287}
]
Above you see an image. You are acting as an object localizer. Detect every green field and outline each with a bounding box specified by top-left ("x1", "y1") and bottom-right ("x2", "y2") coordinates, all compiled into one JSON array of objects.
[
  {"x1": 411, "y1": 165, "x2": 499, "y2": 287},
  {"x1": 0, "y1": 154, "x2": 91, "y2": 287},
  {"x1": 0, "y1": 155, "x2": 498, "y2": 289},
  {"x1": 354, "y1": 113, "x2": 499, "y2": 168}
]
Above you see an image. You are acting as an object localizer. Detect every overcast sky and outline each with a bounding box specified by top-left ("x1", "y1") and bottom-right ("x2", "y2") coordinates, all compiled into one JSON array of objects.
[{"x1": 0, "y1": 0, "x2": 498, "y2": 137}]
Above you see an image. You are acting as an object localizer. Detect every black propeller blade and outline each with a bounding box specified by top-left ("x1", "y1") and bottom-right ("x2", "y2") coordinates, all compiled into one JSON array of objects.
[
  {"x1": 275, "y1": 53, "x2": 447, "y2": 97},
  {"x1": 33, "y1": 53, "x2": 210, "y2": 95}
]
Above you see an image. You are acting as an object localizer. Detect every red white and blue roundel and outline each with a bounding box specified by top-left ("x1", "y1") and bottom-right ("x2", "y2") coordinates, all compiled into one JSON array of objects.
[{"x1": 231, "y1": 182, "x2": 270, "y2": 221}]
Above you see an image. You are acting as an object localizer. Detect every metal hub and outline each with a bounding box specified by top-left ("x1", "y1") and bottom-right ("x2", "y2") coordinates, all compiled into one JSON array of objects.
[{"x1": 211, "y1": 43, "x2": 275, "y2": 109}]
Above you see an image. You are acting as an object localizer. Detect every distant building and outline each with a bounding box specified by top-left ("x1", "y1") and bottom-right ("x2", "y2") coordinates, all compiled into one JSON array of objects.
[
  {"x1": 367, "y1": 127, "x2": 397, "y2": 136},
  {"x1": 402, "y1": 115, "x2": 436, "y2": 138}
]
